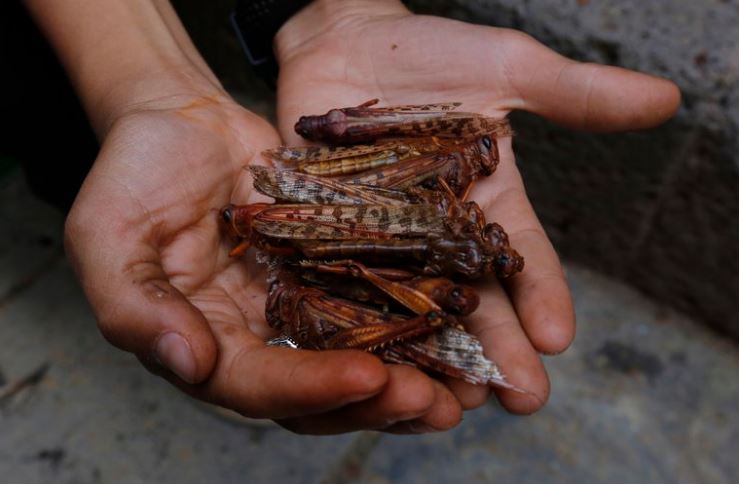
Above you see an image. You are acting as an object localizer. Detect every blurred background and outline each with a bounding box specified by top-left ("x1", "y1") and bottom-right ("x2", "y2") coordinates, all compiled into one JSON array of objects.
[{"x1": 1, "y1": 0, "x2": 737, "y2": 482}]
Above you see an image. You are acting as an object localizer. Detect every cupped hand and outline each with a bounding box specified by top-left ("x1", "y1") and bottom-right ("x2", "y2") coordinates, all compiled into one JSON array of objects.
[
  {"x1": 64, "y1": 90, "x2": 404, "y2": 427},
  {"x1": 274, "y1": 0, "x2": 680, "y2": 432}
]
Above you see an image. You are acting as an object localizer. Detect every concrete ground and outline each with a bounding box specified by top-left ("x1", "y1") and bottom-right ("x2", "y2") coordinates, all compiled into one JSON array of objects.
[{"x1": 0, "y1": 173, "x2": 737, "y2": 484}]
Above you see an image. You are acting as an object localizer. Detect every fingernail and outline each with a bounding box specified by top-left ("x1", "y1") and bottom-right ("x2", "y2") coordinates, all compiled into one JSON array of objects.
[
  {"x1": 406, "y1": 421, "x2": 439, "y2": 434},
  {"x1": 155, "y1": 332, "x2": 196, "y2": 384}
]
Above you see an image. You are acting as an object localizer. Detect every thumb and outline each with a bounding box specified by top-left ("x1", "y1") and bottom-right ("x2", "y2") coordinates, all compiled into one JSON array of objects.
[
  {"x1": 65, "y1": 217, "x2": 217, "y2": 385},
  {"x1": 500, "y1": 31, "x2": 681, "y2": 131}
]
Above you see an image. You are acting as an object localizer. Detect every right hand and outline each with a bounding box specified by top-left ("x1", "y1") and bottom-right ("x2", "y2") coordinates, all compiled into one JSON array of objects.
[{"x1": 64, "y1": 78, "x2": 462, "y2": 433}]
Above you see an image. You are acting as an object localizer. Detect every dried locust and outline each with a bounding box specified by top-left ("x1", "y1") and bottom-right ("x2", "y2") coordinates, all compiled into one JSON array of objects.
[
  {"x1": 221, "y1": 100, "x2": 523, "y2": 390},
  {"x1": 224, "y1": 171, "x2": 523, "y2": 278},
  {"x1": 265, "y1": 260, "x2": 520, "y2": 390},
  {"x1": 294, "y1": 99, "x2": 512, "y2": 144}
]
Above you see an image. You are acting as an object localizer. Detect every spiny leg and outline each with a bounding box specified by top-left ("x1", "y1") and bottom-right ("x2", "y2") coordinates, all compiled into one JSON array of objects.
[{"x1": 306, "y1": 259, "x2": 445, "y2": 317}]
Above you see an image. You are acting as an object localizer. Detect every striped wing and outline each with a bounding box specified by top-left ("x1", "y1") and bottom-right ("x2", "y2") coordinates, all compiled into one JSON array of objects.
[
  {"x1": 339, "y1": 152, "x2": 455, "y2": 189},
  {"x1": 264, "y1": 141, "x2": 404, "y2": 162},
  {"x1": 252, "y1": 204, "x2": 445, "y2": 240},
  {"x1": 342, "y1": 113, "x2": 512, "y2": 140},
  {"x1": 360, "y1": 102, "x2": 462, "y2": 113},
  {"x1": 250, "y1": 166, "x2": 412, "y2": 206},
  {"x1": 382, "y1": 326, "x2": 522, "y2": 389}
]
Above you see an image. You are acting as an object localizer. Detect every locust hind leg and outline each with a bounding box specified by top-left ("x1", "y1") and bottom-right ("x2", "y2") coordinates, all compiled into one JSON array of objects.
[
  {"x1": 300, "y1": 260, "x2": 479, "y2": 317},
  {"x1": 303, "y1": 260, "x2": 451, "y2": 318},
  {"x1": 294, "y1": 292, "x2": 447, "y2": 350},
  {"x1": 323, "y1": 312, "x2": 445, "y2": 351}
]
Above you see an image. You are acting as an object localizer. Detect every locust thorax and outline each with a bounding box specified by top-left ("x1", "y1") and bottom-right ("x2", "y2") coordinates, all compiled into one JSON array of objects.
[{"x1": 426, "y1": 233, "x2": 485, "y2": 278}]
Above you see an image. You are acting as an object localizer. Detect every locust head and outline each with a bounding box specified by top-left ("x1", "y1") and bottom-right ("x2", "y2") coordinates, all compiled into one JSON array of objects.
[
  {"x1": 220, "y1": 204, "x2": 241, "y2": 239},
  {"x1": 445, "y1": 284, "x2": 481, "y2": 316},
  {"x1": 486, "y1": 249, "x2": 525, "y2": 278},
  {"x1": 475, "y1": 135, "x2": 499, "y2": 176},
  {"x1": 220, "y1": 203, "x2": 272, "y2": 257},
  {"x1": 410, "y1": 277, "x2": 480, "y2": 316},
  {"x1": 294, "y1": 109, "x2": 347, "y2": 142},
  {"x1": 482, "y1": 223, "x2": 524, "y2": 278}
]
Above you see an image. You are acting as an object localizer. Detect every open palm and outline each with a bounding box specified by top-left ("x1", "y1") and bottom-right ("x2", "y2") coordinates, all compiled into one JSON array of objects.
[
  {"x1": 65, "y1": 94, "x2": 400, "y2": 425},
  {"x1": 274, "y1": 1, "x2": 680, "y2": 429}
]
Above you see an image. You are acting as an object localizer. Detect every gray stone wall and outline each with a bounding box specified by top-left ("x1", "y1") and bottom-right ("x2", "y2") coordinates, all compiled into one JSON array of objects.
[
  {"x1": 407, "y1": 0, "x2": 739, "y2": 338},
  {"x1": 173, "y1": 0, "x2": 739, "y2": 338}
]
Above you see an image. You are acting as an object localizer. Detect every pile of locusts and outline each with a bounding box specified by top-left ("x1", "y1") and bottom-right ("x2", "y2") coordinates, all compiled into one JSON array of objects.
[{"x1": 221, "y1": 100, "x2": 525, "y2": 390}]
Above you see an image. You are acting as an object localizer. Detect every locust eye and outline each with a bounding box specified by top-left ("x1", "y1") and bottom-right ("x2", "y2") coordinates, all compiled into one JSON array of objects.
[
  {"x1": 496, "y1": 253, "x2": 511, "y2": 267},
  {"x1": 482, "y1": 135, "x2": 492, "y2": 150},
  {"x1": 221, "y1": 206, "x2": 233, "y2": 225}
]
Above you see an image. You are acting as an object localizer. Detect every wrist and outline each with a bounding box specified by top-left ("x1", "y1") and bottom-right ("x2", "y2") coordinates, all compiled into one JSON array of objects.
[
  {"x1": 275, "y1": 0, "x2": 409, "y2": 64},
  {"x1": 88, "y1": 63, "x2": 225, "y2": 138},
  {"x1": 23, "y1": 0, "x2": 225, "y2": 138}
]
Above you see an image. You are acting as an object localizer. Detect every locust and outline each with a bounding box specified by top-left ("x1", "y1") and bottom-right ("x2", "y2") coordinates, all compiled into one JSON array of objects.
[
  {"x1": 265, "y1": 259, "x2": 522, "y2": 390},
  {"x1": 292, "y1": 223, "x2": 523, "y2": 279},
  {"x1": 335, "y1": 135, "x2": 498, "y2": 198},
  {"x1": 294, "y1": 99, "x2": 512, "y2": 144},
  {"x1": 219, "y1": 101, "x2": 527, "y2": 391},
  {"x1": 224, "y1": 169, "x2": 524, "y2": 278},
  {"x1": 222, "y1": 200, "x2": 523, "y2": 279},
  {"x1": 266, "y1": 132, "x2": 506, "y2": 198},
  {"x1": 249, "y1": 166, "x2": 484, "y2": 228}
]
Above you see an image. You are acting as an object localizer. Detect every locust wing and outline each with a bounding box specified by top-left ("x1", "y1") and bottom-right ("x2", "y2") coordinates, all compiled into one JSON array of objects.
[
  {"x1": 264, "y1": 141, "x2": 405, "y2": 163},
  {"x1": 250, "y1": 166, "x2": 413, "y2": 206},
  {"x1": 251, "y1": 204, "x2": 445, "y2": 240},
  {"x1": 382, "y1": 326, "x2": 524, "y2": 390},
  {"x1": 338, "y1": 152, "x2": 455, "y2": 189}
]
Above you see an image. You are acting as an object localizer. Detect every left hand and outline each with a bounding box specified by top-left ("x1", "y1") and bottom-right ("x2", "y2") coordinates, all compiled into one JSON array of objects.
[{"x1": 273, "y1": 0, "x2": 680, "y2": 433}]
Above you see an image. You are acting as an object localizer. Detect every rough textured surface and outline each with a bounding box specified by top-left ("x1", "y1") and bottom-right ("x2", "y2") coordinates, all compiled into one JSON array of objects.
[
  {"x1": 171, "y1": 0, "x2": 739, "y2": 339},
  {"x1": 1, "y1": 174, "x2": 737, "y2": 483}
]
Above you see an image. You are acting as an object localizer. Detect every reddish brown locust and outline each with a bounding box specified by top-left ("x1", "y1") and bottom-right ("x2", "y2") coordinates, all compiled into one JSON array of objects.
[
  {"x1": 294, "y1": 99, "x2": 512, "y2": 144},
  {"x1": 265, "y1": 260, "x2": 521, "y2": 389}
]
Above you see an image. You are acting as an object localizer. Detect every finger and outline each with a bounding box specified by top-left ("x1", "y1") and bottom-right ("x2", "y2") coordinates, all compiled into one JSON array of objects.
[
  {"x1": 472, "y1": 138, "x2": 576, "y2": 355},
  {"x1": 499, "y1": 30, "x2": 681, "y2": 131},
  {"x1": 64, "y1": 213, "x2": 218, "y2": 385},
  {"x1": 276, "y1": 365, "x2": 442, "y2": 435},
  {"x1": 441, "y1": 377, "x2": 491, "y2": 411},
  {"x1": 383, "y1": 379, "x2": 463, "y2": 434},
  {"x1": 464, "y1": 275, "x2": 550, "y2": 414},
  {"x1": 177, "y1": 317, "x2": 390, "y2": 420}
]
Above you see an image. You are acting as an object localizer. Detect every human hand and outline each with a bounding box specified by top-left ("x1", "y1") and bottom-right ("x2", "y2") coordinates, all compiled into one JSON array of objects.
[
  {"x1": 274, "y1": 0, "x2": 680, "y2": 431},
  {"x1": 65, "y1": 83, "x2": 422, "y2": 427},
  {"x1": 44, "y1": 0, "x2": 406, "y2": 434}
]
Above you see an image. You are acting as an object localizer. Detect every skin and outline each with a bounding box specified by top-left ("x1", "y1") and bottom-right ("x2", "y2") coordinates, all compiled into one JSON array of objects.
[{"x1": 24, "y1": 0, "x2": 680, "y2": 434}]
